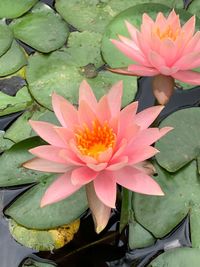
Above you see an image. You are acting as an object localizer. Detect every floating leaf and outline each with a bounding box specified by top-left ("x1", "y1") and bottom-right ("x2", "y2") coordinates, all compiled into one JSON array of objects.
[
  {"x1": 22, "y1": 258, "x2": 56, "y2": 267},
  {"x1": 0, "y1": 41, "x2": 27, "y2": 77},
  {"x1": 0, "y1": 130, "x2": 14, "y2": 153},
  {"x1": 27, "y1": 51, "x2": 137, "y2": 110},
  {"x1": 0, "y1": 22, "x2": 13, "y2": 57},
  {"x1": 133, "y1": 161, "x2": 200, "y2": 247},
  {"x1": 101, "y1": 3, "x2": 200, "y2": 68},
  {"x1": 0, "y1": 0, "x2": 38, "y2": 19},
  {"x1": 155, "y1": 108, "x2": 200, "y2": 172},
  {"x1": 10, "y1": 3, "x2": 69, "y2": 53},
  {"x1": 9, "y1": 218, "x2": 80, "y2": 251},
  {"x1": 0, "y1": 86, "x2": 32, "y2": 116},
  {"x1": 148, "y1": 248, "x2": 200, "y2": 267},
  {"x1": 187, "y1": 0, "x2": 200, "y2": 18},
  {"x1": 0, "y1": 137, "x2": 47, "y2": 187},
  {"x1": 55, "y1": 0, "x2": 180, "y2": 33},
  {"x1": 5, "y1": 177, "x2": 87, "y2": 229}
]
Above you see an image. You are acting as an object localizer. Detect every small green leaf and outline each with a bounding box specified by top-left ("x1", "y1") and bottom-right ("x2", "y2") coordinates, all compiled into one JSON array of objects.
[
  {"x1": 0, "y1": 22, "x2": 13, "y2": 57},
  {"x1": 6, "y1": 176, "x2": 88, "y2": 229},
  {"x1": 0, "y1": 0, "x2": 38, "y2": 19},
  {"x1": 155, "y1": 108, "x2": 200, "y2": 172},
  {"x1": 148, "y1": 248, "x2": 200, "y2": 267},
  {"x1": 0, "y1": 40, "x2": 27, "y2": 77},
  {"x1": 10, "y1": 3, "x2": 69, "y2": 53}
]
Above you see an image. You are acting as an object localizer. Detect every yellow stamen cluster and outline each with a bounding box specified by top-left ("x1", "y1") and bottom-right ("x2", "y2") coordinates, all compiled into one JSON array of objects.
[
  {"x1": 75, "y1": 120, "x2": 116, "y2": 160},
  {"x1": 156, "y1": 26, "x2": 180, "y2": 41}
]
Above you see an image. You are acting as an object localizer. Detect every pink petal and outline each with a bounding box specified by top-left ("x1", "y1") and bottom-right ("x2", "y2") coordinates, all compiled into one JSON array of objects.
[
  {"x1": 118, "y1": 123, "x2": 140, "y2": 143},
  {"x1": 155, "y1": 12, "x2": 167, "y2": 27},
  {"x1": 54, "y1": 127, "x2": 73, "y2": 145},
  {"x1": 128, "y1": 65, "x2": 159, "y2": 76},
  {"x1": 78, "y1": 100, "x2": 96, "y2": 129},
  {"x1": 111, "y1": 138, "x2": 127, "y2": 161},
  {"x1": 79, "y1": 80, "x2": 97, "y2": 111},
  {"x1": 29, "y1": 145, "x2": 67, "y2": 163},
  {"x1": 172, "y1": 70, "x2": 200, "y2": 85},
  {"x1": 97, "y1": 96, "x2": 111, "y2": 124},
  {"x1": 159, "y1": 66, "x2": 179, "y2": 75},
  {"x1": 118, "y1": 34, "x2": 140, "y2": 51},
  {"x1": 174, "y1": 51, "x2": 200, "y2": 70},
  {"x1": 86, "y1": 182, "x2": 111, "y2": 233},
  {"x1": 148, "y1": 51, "x2": 166, "y2": 70},
  {"x1": 87, "y1": 163, "x2": 107, "y2": 172},
  {"x1": 71, "y1": 167, "x2": 98, "y2": 185},
  {"x1": 128, "y1": 146, "x2": 159, "y2": 164},
  {"x1": 115, "y1": 166, "x2": 164, "y2": 195},
  {"x1": 182, "y1": 16, "x2": 195, "y2": 40},
  {"x1": 160, "y1": 39, "x2": 177, "y2": 66},
  {"x1": 106, "y1": 156, "x2": 128, "y2": 171},
  {"x1": 110, "y1": 39, "x2": 148, "y2": 65},
  {"x1": 40, "y1": 172, "x2": 81, "y2": 207},
  {"x1": 120, "y1": 101, "x2": 138, "y2": 124},
  {"x1": 107, "y1": 80, "x2": 123, "y2": 117},
  {"x1": 98, "y1": 147, "x2": 113, "y2": 162},
  {"x1": 183, "y1": 31, "x2": 200, "y2": 54},
  {"x1": 125, "y1": 20, "x2": 140, "y2": 43},
  {"x1": 142, "y1": 13, "x2": 154, "y2": 26},
  {"x1": 59, "y1": 149, "x2": 84, "y2": 166},
  {"x1": 94, "y1": 171, "x2": 116, "y2": 208},
  {"x1": 29, "y1": 120, "x2": 66, "y2": 148},
  {"x1": 51, "y1": 92, "x2": 69, "y2": 127},
  {"x1": 135, "y1": 106, "x2": 164, "y2": 130},
  {"x1": 60, "y1": 99, "x2": 78, "y2": 130},
  {"x1": 23, "y1": 157, "x2": 70, "y2": 173}
]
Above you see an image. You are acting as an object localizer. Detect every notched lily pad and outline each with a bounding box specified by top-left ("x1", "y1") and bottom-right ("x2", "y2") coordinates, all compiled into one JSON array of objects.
[
  {"x1": 155, "y1": 108, "x2": 200, "y2": 172},
  {"x1": 27, "y1": 51, "x2": 137, "y2": 110},
  {"x1": 0, "y1": 0, "x2": 38, "y2": 19},
  {"x1": 5, "y1": 176, "x2": 88, "y2": 229},
  {"x1": 9, "y1": 218, "x2": 80, "y2": 251},
  {"x1": 10, "y1": 2, "x2": 69, "y2": 53},
  {"x1": 148, "y1": 248, "x2": 200, "y2": 267},
  {"x1": 133, "y1": 161, "x2": 200, "y2": 247},
  {"x1": 0, "y1": 40, "x2": 27, "y2": 77}
]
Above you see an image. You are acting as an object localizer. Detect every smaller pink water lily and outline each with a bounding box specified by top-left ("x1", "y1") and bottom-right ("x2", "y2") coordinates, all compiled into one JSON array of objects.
[
  {"x1": 23, "y1": 81, "x2": 172, "y2": 233},
  {"x1": 111, "y1": 10, "x2": 200, "y2": 104}
]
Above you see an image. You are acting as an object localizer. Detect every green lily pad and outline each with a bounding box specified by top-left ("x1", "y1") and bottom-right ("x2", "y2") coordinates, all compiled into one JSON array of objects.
[
  {"x1": 55, "y1": 0, "x2": 179, "y2": 33},
  {"x1": 187, "y1": 0, "x2": 200, "y2": 18},
  {"x1": 22, "y1": 258, "x2": 56, "y2": 267},
  {"x1": 148, "y1": 248, "x2": 200, "y2": 267},
  {"x1": 0, "y1": 0, "x2": 38, "y2": 19},
  {"x1": 133, "y1": 161, "x2": 200, "y2": 247},
  {"x1": 5, "y1": 176, "x2": 87, "y2": 229},
  {"x1": 101, "y1": 3, "x2": 200, "y2": 68},
  {"x1": 0, "y1": 137, "x2": 48, "y2": 187},
  {"x1": 65, "y1": 31, "x2": 104, "y2": 68},
  {"x1": 155, "y1": 108, "x2": 200, "y2": 172},
  {"x1": 27, "y1": 51, "x2": 137, "y2": 110},
  {"x1": 10, "y1": 3, "x2": 69, "y2": 53},
  {"x1": 0, "y1": 130, "x2": 14, "y2": 153},
  {"x1": 0, "y1": 86, "x2": 32, "y2": 116},
  {"x1": 0, "y1": 22, "x2": 13, "y2": 57},
  {"x1": 4, "y1": 106, "x2": 59, "y2": 144},
  {"x1": 0, "y1": 40, "x2": 27, "y2": 77},
  {"x1": 9, "y1": 218, "x2": 80, "y2": 251}
]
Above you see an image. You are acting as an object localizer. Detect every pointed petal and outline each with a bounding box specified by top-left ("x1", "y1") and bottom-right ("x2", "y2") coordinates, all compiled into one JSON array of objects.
[
  {"x1": 94, "y1": 171, "x2": 116, "y2": 208},
  {"x1": 182, "y1": 15, "x2": 195, "y2": 40},
  {"x1": 78, "y1": 100, "x2": 96, "y2": 128},
  {"x1": 97, "y1": 96, "x2": 111, "y2": 124},
  {"x1": 160, "y1": 39, "x2": 177, "y2": 66},
  {"x1": 79, "y1": 80, "x2": 97, "y2": 111},
  {"x1": 115, "y1": 167, "x2": 164, "y2": 195},
  {"x1": 41, "y1": 172, "x2": 81, "y2": 207},
  {"x1": 98, "y1": 147, "x2": 113, "y2": 162},
  {"x1": 29, "y1": 120, "x2": 66, "y2": 147},
  {"x1": 128, "y1": 65, "x2": 159, "y2": 76},
  {"x1": 107, "y1": 156, "x2": 128, "y2": 171},
  {"x1": 86, "y1": 183, "x2": 111, "y2": 233},
  {"x1": 29, "y1": 145, "x2": 67, "y2": 163},
  {"x1": 135, "y1": 106, "x2": 164, "y2": 130},
  {"x1": 52, "y1": 92, "x2": 69, "y2": 127},
  {"x1": 118, "y1": 34, "x2": 140, "y2": 51},
  {"x1": 23, "y1": 157, "x2": 70, "y2": 173},
  {"x1": 71, "y1": 167, "x2": 98, "y2": 185},
  {"x1": 54, "y1": 127, "x2": 73, "y2": 145},
  {"x1": 60, "y1": 100, "x2": 78, "y2": 130},
  {"x1": 125, "y1": 20, "x2": 140, "y2": 43},
  {"x1": 120, "y1": 101, "x2": 138, "y2": 125},
  {"x1": 107, "y1": 80, "x2": 123, "y2": 117},
  {"x1": 128, "y1": 146, "x2": 159, "y2": 164},
  {"x1": 172, "y1": 70, "x2": 200, "y2": 85},
  {"x1": 174, "y1": 51, "x2": 200, "y2": 70},
  {"x1": 87, "y1": 163, "x2": 107, "y2": 172},
  {"x1": 148, "y1": 51, "x2": 166, "y2": 70},
  {"x1": 59, "y1": 149, "x2": 84, "y2": 166}
]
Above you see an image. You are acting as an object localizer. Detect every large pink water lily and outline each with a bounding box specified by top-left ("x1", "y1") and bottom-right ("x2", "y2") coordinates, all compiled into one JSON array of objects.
[
  {"x1": 23, "y1": 81, "x2": 172, "y2": 233},
  {"x1": 111, "y1": 10, "x2": 200, "y2": 104}
]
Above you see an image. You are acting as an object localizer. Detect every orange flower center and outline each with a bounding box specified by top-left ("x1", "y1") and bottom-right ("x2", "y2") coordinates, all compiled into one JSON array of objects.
[
  {"x1": 75, "y1": 120, "x2": 116, "y2": 159},
  {"x1": 156, "y1": 26, "x2": 180, "y2": 41}
]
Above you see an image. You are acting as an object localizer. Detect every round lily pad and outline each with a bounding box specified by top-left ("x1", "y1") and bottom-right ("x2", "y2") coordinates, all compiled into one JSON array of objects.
[
  {"x1": 101, "y1": 3, "x2": 200, "y2": 68},
  {"x1": 133, "y1": 161, "x2": 200, "y2": 247},
  {"x1": 10, "y1": 3, "x2": 69, "y2": 53},
  {"x1": 148, "y1": 248, "x2": 200, "y2": 267},
  {"x1": 0, "y1": 22, "x2": 13, "y2": 57},
  {"x1": 0, "y1": 40, "x2": 27, "y2": 77},
  {"x1": 0, "y1": 0, "x2": 38, "y2": 19},
  {"x1": 0, "y1": 137, "x2": 47, "y2": 187},
  {"x1": 155, "y1": 108, "x2": 200, "y2": 172},
  {"x1": 5, "y1": 176, "x2": 88, "y2": 229},
  {"x1": 9, "y1": 218, "x2": 80, "y2": 251},
  {"x1": 55, "y1": 0, "x2": 179, "y2": 33},
  {"x1": 26, "y1": 51, "x2": 137, "y2": 110}
]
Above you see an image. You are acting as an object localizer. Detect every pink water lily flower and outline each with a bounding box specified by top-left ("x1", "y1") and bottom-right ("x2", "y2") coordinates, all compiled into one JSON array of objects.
[
  {"x1": 23, "y1": 81, "x2": 172, "y2": 233},
  {"x1": 111, "y1": 10, "x2": 200, "y2": 104}
]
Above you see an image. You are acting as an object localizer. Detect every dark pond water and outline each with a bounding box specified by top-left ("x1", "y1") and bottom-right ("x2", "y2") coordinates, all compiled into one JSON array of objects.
[{"x1": 1, "y1": 76, "x2": 199, "y2": 267}]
